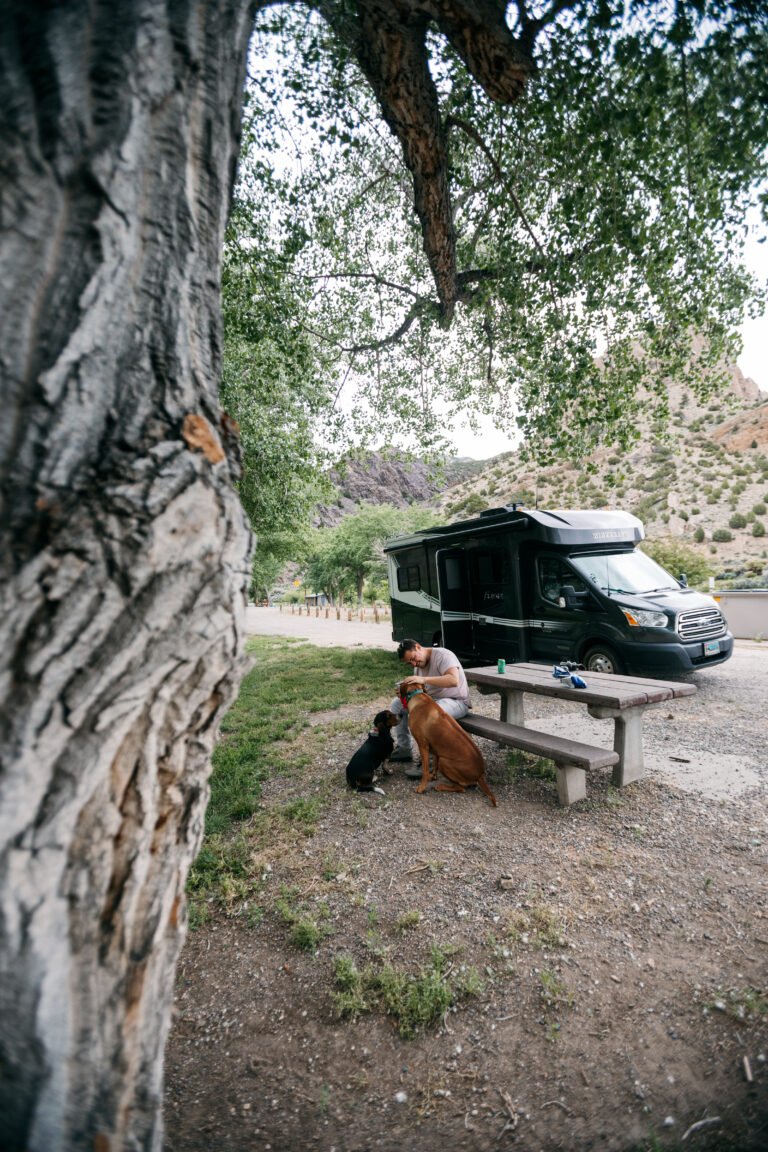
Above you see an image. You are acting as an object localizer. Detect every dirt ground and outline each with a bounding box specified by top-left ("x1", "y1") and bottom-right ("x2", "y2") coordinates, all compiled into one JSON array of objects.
[{"x1": 163, "y1": 647, "x2": 767, "y2": 1152}]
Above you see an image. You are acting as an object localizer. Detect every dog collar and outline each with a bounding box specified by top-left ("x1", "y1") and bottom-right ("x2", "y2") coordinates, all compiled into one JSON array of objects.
[{"x1": 405, "y1": 687, "x2": 424, "y2": 704}]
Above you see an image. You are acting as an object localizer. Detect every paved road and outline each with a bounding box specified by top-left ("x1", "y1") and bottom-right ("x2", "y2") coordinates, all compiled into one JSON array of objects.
[{"x1": 245, "y1": 606, "x2": 395, "y2": 649}]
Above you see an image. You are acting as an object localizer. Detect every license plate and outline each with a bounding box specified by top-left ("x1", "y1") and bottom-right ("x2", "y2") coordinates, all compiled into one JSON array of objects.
[{"x1": 704, "y1": 639, "x2": 720, "y2": 655}]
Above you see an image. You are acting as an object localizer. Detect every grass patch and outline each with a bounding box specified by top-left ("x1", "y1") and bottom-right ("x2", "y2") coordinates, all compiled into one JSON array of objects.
[
  {"x1": 276, "y1": 888, "x2": 333, "y2": 953},
  {"x1": 705, "y1": 986, "x2": 768, "y2": 1022},
  {"x1": 332, "y1": 945, "x2": 482, "y2": 1039},
  {"x1": 188, "y1": 637, "x2": 397, "y2": 913},
  {"x1": 506, "y1": 749, "x2": 556, "y2": 781},
  {"x1": 505, "y1": 903, "x2": 567, "y2": 949}
]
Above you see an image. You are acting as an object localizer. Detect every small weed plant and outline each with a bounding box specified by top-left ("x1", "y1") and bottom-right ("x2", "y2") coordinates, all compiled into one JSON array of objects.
[
  {"x1": 505, "y1": 903, "x2": 567, "y2": 949},
  {"x1": 705, "y1": 986, "x2": 768, "y2": 1022},
  {"x1": 332, "y1": 944, "x2": 482, "y2": 1038}
]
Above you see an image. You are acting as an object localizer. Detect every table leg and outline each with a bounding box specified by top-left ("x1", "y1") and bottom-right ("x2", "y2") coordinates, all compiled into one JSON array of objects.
[
  {"x1": 588, "y1": 705, "x2": 646, "y2": 786},
  {"x1": 555, "y1": 763, "x2": 587, "y2": 806},
  {"x1": 500, "y1": 690, "x2": 525, "y2": 726}
]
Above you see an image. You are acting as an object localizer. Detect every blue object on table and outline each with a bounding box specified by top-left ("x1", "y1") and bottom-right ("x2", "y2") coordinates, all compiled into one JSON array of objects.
[{"x1": 553, "y1": 664, "x2": 587, "y2": 689}]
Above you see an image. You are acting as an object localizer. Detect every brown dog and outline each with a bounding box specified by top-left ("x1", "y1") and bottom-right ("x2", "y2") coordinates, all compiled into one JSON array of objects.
[{"x1": 398, "y1": 679, "x2": 497, "y2": 807}]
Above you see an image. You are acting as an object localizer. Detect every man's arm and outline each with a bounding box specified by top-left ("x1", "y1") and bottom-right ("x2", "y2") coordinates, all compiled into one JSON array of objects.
[{"x1": 417, "y1": 667, "x2": 460, "y2": 689}]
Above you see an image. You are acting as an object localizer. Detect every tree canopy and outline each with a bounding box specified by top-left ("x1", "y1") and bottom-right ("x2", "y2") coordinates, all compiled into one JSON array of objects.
[{"x1": 226, "y1": 0, "x2": 768, "y2": 492}]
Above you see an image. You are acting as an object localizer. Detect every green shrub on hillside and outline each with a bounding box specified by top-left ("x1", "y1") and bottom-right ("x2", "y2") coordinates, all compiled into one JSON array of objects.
[
  {"x1": 729, "y1": 513, "x2": 747, "y2": 529},
  {"x1": 712, "y1": 529, "x2": 732, "y2": 542},
  {"x1": 753, "y1": 521, "x2": 766, "y2": 538},
  {"x1": 640, "y1": 539, "x2": 712, "y2": 587},
  {"x1": 694, "y1": 526, "x2": 705, "y2": 542}
]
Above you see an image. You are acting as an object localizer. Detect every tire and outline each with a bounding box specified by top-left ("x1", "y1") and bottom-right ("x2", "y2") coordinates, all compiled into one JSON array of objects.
[{"x1": 583, "y1": 644, "x2": 625, "y2": 675}]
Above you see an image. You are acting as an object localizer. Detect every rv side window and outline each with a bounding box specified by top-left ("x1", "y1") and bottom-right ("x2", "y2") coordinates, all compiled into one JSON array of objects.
[
  {"x1": 538, "y1": 557, "x2": 589, "y2": 604},
  {"x1": 473, "y1": 551, "x2": 504, "y2": 584},
  {"x1": 397, "y1": 565, "x2": 421, "y2": 592},
  {"x1": 444, "y1": 557, "x2": 464, "y2": 591}
]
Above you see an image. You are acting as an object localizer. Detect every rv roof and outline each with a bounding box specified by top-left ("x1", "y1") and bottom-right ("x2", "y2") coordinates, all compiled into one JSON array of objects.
[{"x1": 383, "y1": 505, "x2": 644, "y2": 551}]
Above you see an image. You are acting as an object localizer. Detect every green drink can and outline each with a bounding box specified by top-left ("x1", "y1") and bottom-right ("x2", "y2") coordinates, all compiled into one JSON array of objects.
[{"x1": 497, "y1": 658, "x2": 506, "y2": 674}]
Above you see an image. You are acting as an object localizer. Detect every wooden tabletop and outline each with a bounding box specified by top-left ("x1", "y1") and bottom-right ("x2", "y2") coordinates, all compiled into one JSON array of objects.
[{"x1": 465, "y1": 663, "x2": 697, "y2": 711}]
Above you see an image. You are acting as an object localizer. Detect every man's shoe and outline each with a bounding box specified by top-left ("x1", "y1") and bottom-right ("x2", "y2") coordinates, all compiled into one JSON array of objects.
[
  {"x1": 405, "y1": 764, "x2": 423, "y2": 779},
  {"x1": 389, "y1": 745, "x2": 413, "y2": 762}
]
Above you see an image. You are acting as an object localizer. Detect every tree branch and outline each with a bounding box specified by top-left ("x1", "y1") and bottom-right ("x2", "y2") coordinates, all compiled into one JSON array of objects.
[
  {"x1": 446, "y1": 113, "x2": 564, "y2": 317},
  {"x1": 291, "y1": 270, "x2": 424, "y2": 300},
  {"x1": 515, "y1": 0, "x2": 579, "y2": 56},
  {"x1": 317, "y1": 0, "x2": 535, "y2": 319}
]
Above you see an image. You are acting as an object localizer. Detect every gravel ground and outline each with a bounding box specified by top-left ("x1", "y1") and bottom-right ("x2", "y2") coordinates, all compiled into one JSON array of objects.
[{"x1": 164, "y1": 637, "x2": 767, "y2": 1152}]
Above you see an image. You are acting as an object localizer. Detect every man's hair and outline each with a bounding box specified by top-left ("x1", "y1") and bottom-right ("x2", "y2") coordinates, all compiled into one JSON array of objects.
[{"x1": 396, "y1": 638, "x2": 419, "y2": 660}]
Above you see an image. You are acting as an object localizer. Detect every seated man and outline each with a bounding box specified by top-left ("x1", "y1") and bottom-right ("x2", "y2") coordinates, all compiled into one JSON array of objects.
[{"x1": 390, "y1": 639, "x2": 471, "y2": 778}]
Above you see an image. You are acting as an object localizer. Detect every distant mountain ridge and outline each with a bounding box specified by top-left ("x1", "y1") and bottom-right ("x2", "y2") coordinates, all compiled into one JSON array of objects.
[
  {"x1": 314, "y1": 452, "x2": 483, "y2": 527},
  {"x1": 316, "y1": 358, "x2": 768, "y2": 573}
]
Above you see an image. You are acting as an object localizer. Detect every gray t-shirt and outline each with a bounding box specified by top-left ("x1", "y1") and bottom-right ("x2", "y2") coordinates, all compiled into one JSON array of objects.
[{"x1": 415, "y1": 647, "x2": 470, "y2": 706}]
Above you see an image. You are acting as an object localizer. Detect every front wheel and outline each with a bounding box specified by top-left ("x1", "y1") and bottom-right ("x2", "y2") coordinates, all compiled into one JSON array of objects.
[{"x1": 583, "y1": 644, "x2": 625, "y2": 675}]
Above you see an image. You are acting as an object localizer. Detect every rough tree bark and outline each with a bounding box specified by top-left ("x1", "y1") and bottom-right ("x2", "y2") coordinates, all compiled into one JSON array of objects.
[
  {"x1": 0, "y1": 1, "x2": 534, "y2": 1149},
  {"x1": 0, "y1": 3, "x2": 258, "y2": 1149}
]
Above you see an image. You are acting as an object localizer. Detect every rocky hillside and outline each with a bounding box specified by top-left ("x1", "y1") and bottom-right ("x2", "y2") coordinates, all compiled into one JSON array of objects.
[
  {"x1": 313, "y1": 358, "x2": 768, "y2": 578},
  {"x1": 433, "y1": 363, "x2": 768, "y2": 575},
  {"x1": 314, "y1": 452, "x2": 483, "y2": 527}
]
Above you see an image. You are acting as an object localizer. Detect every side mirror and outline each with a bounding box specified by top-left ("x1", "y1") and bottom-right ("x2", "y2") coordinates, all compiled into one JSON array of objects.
[
  {"x1": 679, "y1": 573, "x2": 688, "y2": 588},
  {"x1": 561, "y1": 584, "x2": 588, "y2": 610}
]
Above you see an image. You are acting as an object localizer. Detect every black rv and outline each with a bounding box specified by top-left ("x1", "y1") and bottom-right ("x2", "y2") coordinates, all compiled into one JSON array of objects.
[{"x1": 384, "y1": 506, "x2": 733, "y2": 676}]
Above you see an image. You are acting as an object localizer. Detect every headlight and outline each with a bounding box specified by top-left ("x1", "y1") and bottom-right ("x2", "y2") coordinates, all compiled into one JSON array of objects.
[{"x1": 620, "y1": 607, "x2": 669, "y2": 628}]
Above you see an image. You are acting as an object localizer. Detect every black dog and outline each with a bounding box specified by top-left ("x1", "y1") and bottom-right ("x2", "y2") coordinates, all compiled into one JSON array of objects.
[{"x1": 345, "y1": 710, "x2": 398, "y2": 794}]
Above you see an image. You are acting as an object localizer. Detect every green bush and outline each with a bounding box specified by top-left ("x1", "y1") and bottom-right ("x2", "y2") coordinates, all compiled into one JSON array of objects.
[
  {"x1": 729, "y1": 513, "x2": 748, "y2": 529},
  {"x1": 712, "y1": 529, "x2": 732, "y2": 543},
  {"x1": 753, "y1": 503, "x2": 767, "y2": 516},
  {"x1": 640, "y1": 539, "x2": 712, "y2": 586},
  {"x1": 753, "y1": 521, "x2": 766, "y2": 538},
  {"x1": 694, "y1": 526, "x2": 705, "y2": 543}
]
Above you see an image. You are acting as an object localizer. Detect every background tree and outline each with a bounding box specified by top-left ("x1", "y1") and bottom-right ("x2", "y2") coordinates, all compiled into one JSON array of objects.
[
  {"x1": 234, "y1": 1, "x2": 768, "y2": 463},
  {"x1": 305, "y1": 503, "x2": 439, "y2": 603}
]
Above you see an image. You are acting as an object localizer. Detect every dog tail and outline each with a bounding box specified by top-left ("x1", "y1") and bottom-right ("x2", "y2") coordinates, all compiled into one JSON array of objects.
[{"x1": 477, "y1": 772, "x2": 498, "y2": 807}]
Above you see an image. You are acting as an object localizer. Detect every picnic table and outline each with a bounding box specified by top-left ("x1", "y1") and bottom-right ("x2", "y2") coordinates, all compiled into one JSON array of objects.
[{"x1": 460, "y1": 663, "x2": 696, "y2": 806}]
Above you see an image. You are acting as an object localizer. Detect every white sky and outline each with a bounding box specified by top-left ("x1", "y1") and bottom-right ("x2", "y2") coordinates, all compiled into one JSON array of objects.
[{"x1": 449, "y1": 221, "x2": 768, "y2": 460}]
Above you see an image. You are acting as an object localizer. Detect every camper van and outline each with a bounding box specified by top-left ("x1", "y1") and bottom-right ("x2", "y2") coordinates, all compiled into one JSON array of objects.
[{"x1": 384, "y1": 506, "x2": 733, "y2": 676}]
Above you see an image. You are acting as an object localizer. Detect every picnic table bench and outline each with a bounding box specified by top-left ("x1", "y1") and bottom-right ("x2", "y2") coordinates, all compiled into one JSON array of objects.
[{"x1": 459, "y1": 663, "x2": 696, "y2": 806}]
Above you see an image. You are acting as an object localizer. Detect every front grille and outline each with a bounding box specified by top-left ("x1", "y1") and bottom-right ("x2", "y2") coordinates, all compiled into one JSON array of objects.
[{"x1": 676, "y1": 607, "x2": 726, "y2": 642}]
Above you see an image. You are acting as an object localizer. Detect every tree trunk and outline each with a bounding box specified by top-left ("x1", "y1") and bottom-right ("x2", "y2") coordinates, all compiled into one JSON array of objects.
[{"x1": 0, "y1": 3, "x2": 257, "y2": 1149}]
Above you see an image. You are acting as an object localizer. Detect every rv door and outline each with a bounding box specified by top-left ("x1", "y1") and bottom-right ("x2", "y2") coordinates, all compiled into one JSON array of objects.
[{"x1": 436, "y1": 547, "x2": 474, "y2": 658}]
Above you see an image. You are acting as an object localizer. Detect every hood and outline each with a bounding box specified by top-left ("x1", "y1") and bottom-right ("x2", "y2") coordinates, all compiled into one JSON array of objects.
[{"x1": 610, "y1": 587, "x2": 721, "y2": 615}]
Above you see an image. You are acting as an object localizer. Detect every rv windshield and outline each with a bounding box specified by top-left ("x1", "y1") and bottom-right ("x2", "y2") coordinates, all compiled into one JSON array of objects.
[{"x1": 571, "y1": 550, "x2": 679, "y2": 596}]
